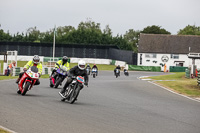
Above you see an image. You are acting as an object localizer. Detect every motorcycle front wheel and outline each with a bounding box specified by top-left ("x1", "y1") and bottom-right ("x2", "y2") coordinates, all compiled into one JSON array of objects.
[
  {"x1": 21, "y1": 82, "x2": 31, "y2": 95},
  {"x1": 68, "y1": 86, "x2": 81, "y2": 104},
  {"x1": 50, "y1": 79, "x2": 54, "y2": 88},
  {"x1": 54, "y1": 77, "x2": 62, "y2": 88},
  {"x1": 93, "y1": 73, "x2": 96, "y2": 78}
]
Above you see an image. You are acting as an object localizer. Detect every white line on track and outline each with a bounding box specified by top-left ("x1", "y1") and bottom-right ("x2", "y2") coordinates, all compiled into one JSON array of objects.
[{"x1": 0, "y1": 125, "x2": 17, "y2": 133}]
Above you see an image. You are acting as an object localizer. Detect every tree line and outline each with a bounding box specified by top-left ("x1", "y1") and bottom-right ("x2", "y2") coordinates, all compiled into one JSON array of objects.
[{"x1": 0, "y1": 20, "x2": 200, "y2": 52}]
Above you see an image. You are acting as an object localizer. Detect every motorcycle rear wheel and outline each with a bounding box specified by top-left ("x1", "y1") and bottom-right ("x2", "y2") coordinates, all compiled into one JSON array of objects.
[{"x1": 21, "y1": 82, "x2": 31, "y2": 95}]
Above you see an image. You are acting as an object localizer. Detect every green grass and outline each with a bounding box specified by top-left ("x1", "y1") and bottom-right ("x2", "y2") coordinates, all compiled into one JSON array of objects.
[
  {"x1": 0, "y1": 76, "x2": 18, "y2": 80},
  {"x1": 147, "y1": 72, "x2": 200, "y2": 97},
  {"x1": 70, "y1": 63, "x2": 116, "y2": 71},
  {"x1": 40, "y1": 74, "x2": 50, "y2": 78},
  {"x1": 0, "y1": 60, "x2": 27, "y2": 73},
  {"x1": 0, "y1": 61, "x2": 116, "y2": 80},
  {"x1": 0, "y1": 128, "x2": 11, "y2": 133},
  {"x1": 149, "y1": 72, "x2": 185, "y2": 80}
]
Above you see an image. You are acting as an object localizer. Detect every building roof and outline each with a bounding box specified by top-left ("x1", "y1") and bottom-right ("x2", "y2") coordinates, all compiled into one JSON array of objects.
[{"x1": 138, "y1": 34, "x2": 200, "y2": 54}]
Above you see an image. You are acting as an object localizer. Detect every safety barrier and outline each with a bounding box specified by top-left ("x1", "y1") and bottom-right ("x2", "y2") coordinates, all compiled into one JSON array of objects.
[
  {"x1": 128, "y1": 65, "x2": 161, "y2": 72},
  {"x1": 169, "y1": 66, "x2": 188, "y2": 72},
  {"x1": 185, "y1": 68, "x2": 190, "y2": 78},
  {"x1": 197, "y1": 69, "x2": 200, "y2": 86}
]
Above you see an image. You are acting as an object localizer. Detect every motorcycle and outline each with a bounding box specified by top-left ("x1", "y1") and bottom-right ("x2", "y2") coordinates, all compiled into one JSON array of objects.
[
  {"x1": 17, "y1": 66, "x2": 39, "y2": 95},
  {"x1": 115, "y1": 69, "x2": 120, "y2": 78},
  {"x1": 124, "y1": 70, "x2": 129, "y2": 76},
  {"x1": 50, "y1": 63, "x2": 68, "y2": 88},
  {"x1": 91, "y1": 68, "x2": 97, "y2": 78},
  {"x1": 86, "y1": 68, "x2": 90, "y2": 75},
  {"x1": 61, "y1": 76, "x2": 87, "y2": 104}
]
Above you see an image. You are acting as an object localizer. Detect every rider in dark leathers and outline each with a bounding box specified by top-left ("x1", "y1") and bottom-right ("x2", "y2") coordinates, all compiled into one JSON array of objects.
[
  {"x1": 91, "y1": 64, "x2": 98, "y2": 76},
  {"x1": 59, "y1": 60, "x2": 88, "y2": 98},
  {"x1": 114, "y1": 65, "x2": 121, "y2": 76},
  {"x1": 86, "y1": 64, "x2": 91, "y2": 75}
]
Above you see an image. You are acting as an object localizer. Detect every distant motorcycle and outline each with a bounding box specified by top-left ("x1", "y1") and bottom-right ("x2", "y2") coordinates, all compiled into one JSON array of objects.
[
  {"x1": 124, "y1": 70, "x2": 129, "y2": 76},
  {"x1": 91, "y1": 68, "x2": 97, "y2": 78},
  {"x1": 86, "y1": 68, "x2": 90, "y2": 75},
  {"x1": 17, "y1": 66, "x2": 40, "y2": 95},
  {"x1": 115, "y1": 69, "x2": 120, "y2": 78},
  {"x1": 50, "y1": 63, "x2": 68, "y2": 88},
  {"x1": 61, "y1": 76, "x2": 87, "y2": 104}
]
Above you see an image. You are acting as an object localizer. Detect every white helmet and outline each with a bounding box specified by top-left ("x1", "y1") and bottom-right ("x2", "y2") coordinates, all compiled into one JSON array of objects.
[
  {"x1": 78, "y1": 60, "x2": 86, "y2": 70},
  {"x1": 33, "y1": 55, "x2": 40, "y2": 64}
]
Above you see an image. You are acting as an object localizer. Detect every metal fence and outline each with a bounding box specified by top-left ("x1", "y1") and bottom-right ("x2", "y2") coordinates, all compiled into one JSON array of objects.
[{"x1": 0, "y1": 42, "x2": 137, "y2": 64}]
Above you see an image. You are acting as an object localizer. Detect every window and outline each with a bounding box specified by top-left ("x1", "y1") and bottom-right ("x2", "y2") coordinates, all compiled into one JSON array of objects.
[
  {"x1": 145, "y1": 54, "x2": 157, "y2": 58},
  {"x1": 171, "y1": 54, "x2": 179, "y2": 59}
]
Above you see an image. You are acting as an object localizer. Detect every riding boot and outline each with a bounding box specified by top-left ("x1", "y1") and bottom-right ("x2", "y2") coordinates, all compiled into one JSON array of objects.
[
  {"x1": 59, "y1": 87, "x2": 66, "y2": 98},
  {"x1": 16, "y1": 78, "x2": 20, "y2": 84}
]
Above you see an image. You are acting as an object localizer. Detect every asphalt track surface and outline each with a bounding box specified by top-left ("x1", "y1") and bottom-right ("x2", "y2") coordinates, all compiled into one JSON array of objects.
[{"x1": 0, "y1": 71, "x2": 200, "y2": 133}]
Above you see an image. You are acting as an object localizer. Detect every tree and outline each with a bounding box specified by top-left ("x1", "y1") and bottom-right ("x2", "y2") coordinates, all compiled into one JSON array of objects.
[
  {"x1": 12, "y1": 32, "x2": 24, "y2": 42},
  {"x1": 56, "y1": 26, "x2": 75, "y2": 43},
  {"x1": 67, "y1": 19, "x2": 102, "y2": 44},
  {"x1": 0, "y1": 29, "x2": 12, "y2": 41},
  {"x1": 141, "y1": 25, "x2": 171, "y2": 34},
  {"x1": 177, "y1": 25, "x2": 200, "y2": 35},
  {"x1": 26, "y1": 26, "x2": 40, "y2": 42},
  {"x1": 124, "y1": 29, "x2": 140, "y2": 52}
]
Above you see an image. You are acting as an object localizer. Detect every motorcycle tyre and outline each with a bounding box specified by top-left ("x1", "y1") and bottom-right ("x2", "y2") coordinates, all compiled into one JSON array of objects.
[
  {"x1": 69, "y1": 87, "x2": 81, "y2": 104},
  {"x1": 17, "y1": 89, "x2": 21, "y2": 94},
  {"x1": 21, "y1": 82, "x2": 31, "y2": 96},
  {"x1": 50, "y1": 79, "x2": 54, "y2": 88},
  {"x1": 54, "y1": 77, "x2": 62, "y2": 88},
  {"x1": 116, "y1": 74, "x2": 118, "y2": 78}
]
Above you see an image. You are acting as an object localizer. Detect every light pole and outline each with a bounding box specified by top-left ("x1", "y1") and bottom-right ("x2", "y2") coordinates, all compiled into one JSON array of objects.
[{"x1": 53, "y1": 25, "x2": 56, "y2": 62}]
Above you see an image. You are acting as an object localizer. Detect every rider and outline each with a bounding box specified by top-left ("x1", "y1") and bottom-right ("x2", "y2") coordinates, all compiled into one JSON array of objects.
[
  {"x1": 16, "y1": 55, "x2": 42, "y2": 85},
  {"x1": 50, "y1": 56, "x2": 70, "y2": 78},
  {"x1": 124, "y1": 68, "x2": 129, "y2": 75},
  {"x1": 86, "y1": 64, "x2": 91, "y2": 75},
  {"x1": 114, "y1": 65, "x2": 121, "y2": 76},
  {"x1": 59, "y1": 60, "x2": 88, "y2": 98},
  {"x1": 91, "y1": 64, "x2": 98, "y2": 76}
]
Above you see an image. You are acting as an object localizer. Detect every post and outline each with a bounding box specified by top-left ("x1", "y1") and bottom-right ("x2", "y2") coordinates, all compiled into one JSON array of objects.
[{"x1": 53, "y1": 25, "x2": 56, "y2": 62}]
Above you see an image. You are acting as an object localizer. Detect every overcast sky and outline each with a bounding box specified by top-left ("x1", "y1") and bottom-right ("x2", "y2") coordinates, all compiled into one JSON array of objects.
[{"x1": 0, "y1": 0, "x2": 200, "y2": 36}]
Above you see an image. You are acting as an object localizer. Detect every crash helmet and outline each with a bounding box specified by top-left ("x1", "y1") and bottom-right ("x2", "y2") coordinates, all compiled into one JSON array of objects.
[
  {"x1": 33, "y1": 55, "x2": 40, "y2": 64},
  {"x1": 62, "y1": 56, "x2": 68, "y2": 64},
  {"x1": 78, "y1": 60, "x2": 86, "y2": 70}
]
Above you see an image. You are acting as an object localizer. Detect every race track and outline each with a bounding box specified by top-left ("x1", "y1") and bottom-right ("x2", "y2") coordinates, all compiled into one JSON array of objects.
[{"x1": 0, "y1": 71, "x2": 200, "y2": 133}]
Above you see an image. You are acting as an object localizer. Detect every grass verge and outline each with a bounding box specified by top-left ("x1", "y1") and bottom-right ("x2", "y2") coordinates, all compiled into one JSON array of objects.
[
  {"x1": 0, "y1": 76, "x2": 18, "y2": 80},
  {"x1": 146, "y1": 72, "x2": 200, "y2": 98},
  {"x1": 0, "y1": 128, "x2": 11, "y2": 133}
]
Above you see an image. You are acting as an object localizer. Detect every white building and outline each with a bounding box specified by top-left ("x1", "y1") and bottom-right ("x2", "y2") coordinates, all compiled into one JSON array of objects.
[{"x1": 137, "y1": 34, "x2": 200, "y2": 72}]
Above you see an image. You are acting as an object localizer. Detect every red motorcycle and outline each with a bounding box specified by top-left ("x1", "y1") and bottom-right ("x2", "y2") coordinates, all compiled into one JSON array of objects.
[{"x1": 17, "y1": 66, "x2": 40, "y2": 95}]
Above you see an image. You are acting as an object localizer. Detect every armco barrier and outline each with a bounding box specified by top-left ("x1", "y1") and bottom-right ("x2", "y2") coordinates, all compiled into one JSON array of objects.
[
  {"x1": 128, "y1": 65, "x2": 161, "y2": 72},
  {"x1": 169, "y1": 66, "x2": 187, "y2": 72}
]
